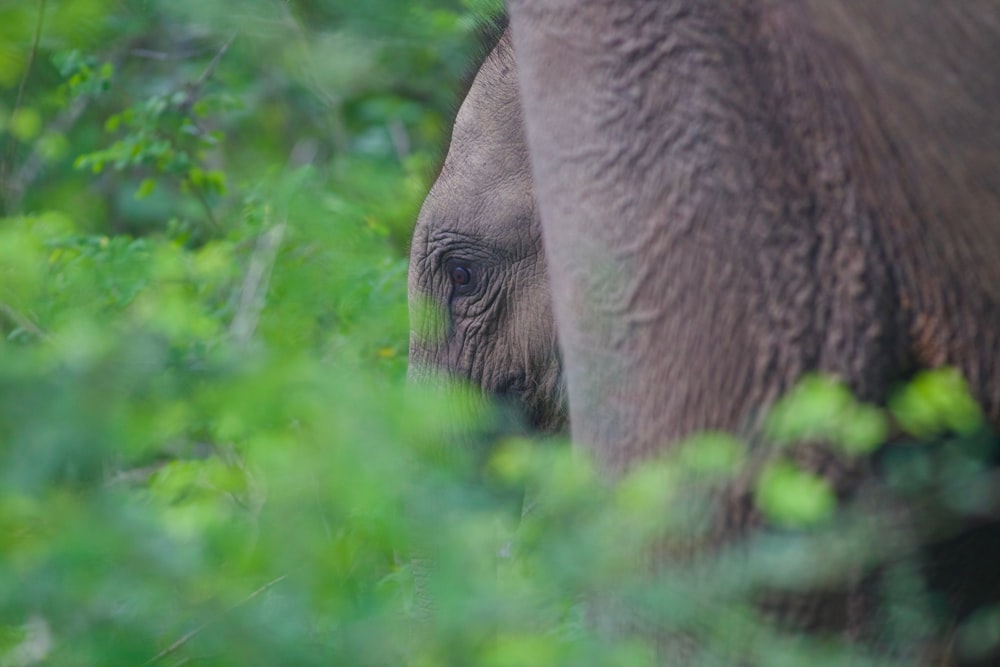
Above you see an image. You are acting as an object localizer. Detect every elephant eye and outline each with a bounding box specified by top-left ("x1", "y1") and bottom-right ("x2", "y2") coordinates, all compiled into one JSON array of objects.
[
  {"x1": 450, "y1": 265, "x2": 471, "y2": 286},
  {"x1": 444, "y1": 259, "x2": 476, "y2": 294}
]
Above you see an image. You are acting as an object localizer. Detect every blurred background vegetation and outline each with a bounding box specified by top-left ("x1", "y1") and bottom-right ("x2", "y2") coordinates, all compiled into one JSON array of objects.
[{"x1": 1, "y1": 1, "x2": 998, "y2": 665}]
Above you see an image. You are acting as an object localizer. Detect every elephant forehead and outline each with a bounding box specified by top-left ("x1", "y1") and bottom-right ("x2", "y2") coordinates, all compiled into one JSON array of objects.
[
  {"x1": 418, "y1": 32, "x2": 537, "y2": 251},
  {"x1": 418, "y1": 171, "x2": 538, "y2": 256},
  {"x1": 445, "y1": 67, "x2": 526, "y2": 179}
]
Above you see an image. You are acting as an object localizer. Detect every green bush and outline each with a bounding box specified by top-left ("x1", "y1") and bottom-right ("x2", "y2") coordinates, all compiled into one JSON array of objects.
[{"x1": 1, "y1": 2, "x2": 997, "y2": 665}]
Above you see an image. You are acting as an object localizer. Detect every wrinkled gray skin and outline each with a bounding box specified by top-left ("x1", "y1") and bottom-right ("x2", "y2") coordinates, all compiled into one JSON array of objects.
[
  {"x1": 410, "y1": 0, "x2": 1000, "y2": 661},
  {"x1": 411, "y1": 2, "x2": 1000, "y2": 450},
  {"x1": 408, "y1": 29, "x2": 565, "y2": 433},
  {"x1": 506, "y1": 0, "x2": 1000, "y2": 469}
]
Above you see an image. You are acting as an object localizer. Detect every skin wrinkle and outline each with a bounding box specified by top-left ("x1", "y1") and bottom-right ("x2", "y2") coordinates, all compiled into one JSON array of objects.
[
  {"x1": 409, "y1": 29, "x2": 566, "y2": 433},
  {"x1": 760, "y1": 15, "x2": 848, "y2": 389},
  {"x1": 490, "y1": 0, "x2": 936, "y2": 452},
  {"x1": 493, "y1": 1, "x2": 1000, "y2": 658},
  {"x1": 411, "y1": 1, "x2": 1000, "y2": 658},
  {"x1": 816, "y1": 1, "x2": 1000, "y2": 417},
  {"x1": 577, "y1": 14, "x2": 769, "y2": 337}
]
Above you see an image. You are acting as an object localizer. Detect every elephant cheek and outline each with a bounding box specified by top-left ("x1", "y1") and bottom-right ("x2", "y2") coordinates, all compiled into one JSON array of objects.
[
  {"x1": 406, "y1": 355, "x2": 432, "y2": 386},
  {"x1": 407, "y1": 290, "x2": 454, "y2": 382},
  {"x1": 408, "y1": 293, "x2": 448, "y2": 349},
  {"x1": 406, "y1": 333, "x2": 436, "y2": 386}
]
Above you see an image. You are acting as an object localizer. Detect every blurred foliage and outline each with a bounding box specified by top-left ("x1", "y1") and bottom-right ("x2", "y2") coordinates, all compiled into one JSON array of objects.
[{"x1": 0, "y1": 1, "x2": 998, "y2": 665}]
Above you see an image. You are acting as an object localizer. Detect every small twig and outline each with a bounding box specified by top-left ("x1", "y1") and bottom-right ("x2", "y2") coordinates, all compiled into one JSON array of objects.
[
  {"x1": 174, "y1": 32, "x2": 236, "y2": 230},
  {"x1": 104, "y1": 462, "x2": 167, "y2": 487},
  {"x1": 274, "y1": 3, "x2": 350, "y2": 154},
  {"x1": 12, "y1": 0, "x2": 46, "y2": 136},
  {"x1": 0, "y1": 302, "x2": 47, "y2": 340},
  {"x1": 4, "y1": 93, "x2": 90, "y2": 215},
  {"x1": 194, "y1": 32, "x2": 238, "y2": 92},
  {"x1": 1, "y1": 0, "x2": 47, "y2": 215},
  {"x1": 229, "y1": 223, "x2": 286, "y2": 346},
  {"x1": 144, "y1": 574, "x2": 288, "y2": 665},
  {"x1": 130, "y1": 47, "x2": 214, "y2": 61},
  {"x1": 388, "y1": 119, "x2": 411, "y2": 163},
  {"x1": 193, "y1": 187, "x2": 221, "y2": 232}
]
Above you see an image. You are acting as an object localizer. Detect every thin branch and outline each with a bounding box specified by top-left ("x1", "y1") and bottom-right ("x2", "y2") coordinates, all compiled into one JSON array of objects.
[
  {"x1": 388, "y1": 119, "x2": 411, "y2": 163},
  {"x1": 1, "y1": 0, "x2": 47, "y2": 215},
  {"x1": 274, "y1": 2, "x2": 350, "y2": 154},
  {"x1": 194, "y1": 32, "x2": 238, "y2": 92},
  {"x1": 12, "y1": 0, "x2": 47, "y2": 130},
  {"x1": 143, "y1": 574, "x2": 288, "y2": 665},
  {"x1": 193, "y1": 187, "x2": 221, "y2": 232},
  {"x1": 229, "y1": 223, "x2": 286, "y2": 346},
  {"x1": 130, "y1": 47, "x2": 214, "y2": 61},
  {"x1": 4, "y1": 93, "x2": 90, "y2": 215},
  {"x1": 104, "y1": 462, "x2": 167, "y2": 487},
  {"x1": 177, "y1": 32, "x2": 236, "y2": 230},
  {"x1": 0, "y1": 302, "x2": 47, "y2": 340}
]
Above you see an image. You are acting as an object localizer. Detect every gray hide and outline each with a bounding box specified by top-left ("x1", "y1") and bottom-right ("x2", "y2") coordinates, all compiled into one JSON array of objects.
[
  {"x1": 408, "y1": 29, "x2": 565, "y2": 433},
  {"x1": 501, "y1": 0, "x2": 1000, "y2": 662},
  {"x1": 411, "y1": 1, "x2": 1000, "y2": 457},
  {"x1": 409, "y1": 0, "x2": 1000, "y2": 662},
  {"x1": 505, "y1": 0, "x2": 1000, "y2": 466}
]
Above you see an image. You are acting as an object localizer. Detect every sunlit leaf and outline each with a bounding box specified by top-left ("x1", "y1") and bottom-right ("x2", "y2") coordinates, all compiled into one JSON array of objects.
[
  {"x1": 755, "y1": 461, "x2": 836, "y2": 528},
  {"x1": 890, "y1": 368, "x2": 984, "y2": 437}
]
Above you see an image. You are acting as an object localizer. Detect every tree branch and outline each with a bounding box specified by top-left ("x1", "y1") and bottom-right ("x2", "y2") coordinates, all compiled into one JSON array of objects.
[
  {"x1": 143, "y1": 574, "x2": 289, "y2": 665},
  {"x1": 1, "y1": 0, "x2": 47, "y2": 215}
]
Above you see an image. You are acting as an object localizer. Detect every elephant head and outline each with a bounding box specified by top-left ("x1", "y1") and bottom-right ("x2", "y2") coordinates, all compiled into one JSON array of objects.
[{"x1": 407, "y1": 28, "x2": 565, "y2": 433}]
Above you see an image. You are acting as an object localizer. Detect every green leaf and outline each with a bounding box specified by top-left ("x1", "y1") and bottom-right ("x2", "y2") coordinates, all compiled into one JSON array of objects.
[
  {"x1": 838, "y1": 404, "x2": 889, "y2": 456},
  {"x1": 135, "y1": 177, "x2": 156, "y2": 200},
  {"x1": 765, "y1": 373, "x2": 854, "y2": 444},
  {"x1": 676, "y1": 431, "x2": 746, "y2": 477},
  {"x1": 890, "y1": 368, "x2": 984, "y2": 437},
  {"x1": 10, "y1": 107, "x2": 42, "y2": 141},
  {"x1": 755, "y1": 460, "x2": 836, "y2": 528},
  {"x1": 957, "y1": 604, "x2": 1000, "y2": 661},
  {"x1": 481, "y1": 633, "x2": 565, "y2": 667}
]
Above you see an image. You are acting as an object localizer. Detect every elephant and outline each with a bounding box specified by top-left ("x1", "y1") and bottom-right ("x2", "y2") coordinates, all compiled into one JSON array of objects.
[{"x1": 408, "y1": 1, "x2": 1000, "y2": 663}]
